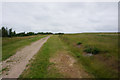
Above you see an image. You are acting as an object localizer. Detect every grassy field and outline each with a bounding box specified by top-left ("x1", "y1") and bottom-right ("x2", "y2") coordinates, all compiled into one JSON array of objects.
[
  {"x1": 2, "y1": 35, "x2": 46, "y2": 60},
  {"x1": 20, "y1": 36, "x2": 92, "y2": 78},
  {"x1": 59, "y1": 33, "x2": 118, "y2": 78},
  {"x1": 20, "y1": 36, "x2": 65, "y2": 78},
  {"x1": 2, "y1": 33, "x2": 119, "y2": 78}
]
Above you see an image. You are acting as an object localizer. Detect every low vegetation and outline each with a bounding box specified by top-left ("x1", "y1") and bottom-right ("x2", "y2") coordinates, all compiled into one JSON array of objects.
[
  {"x1": 77, "y1": 42, "x2": 82, "y2": 45},
  {"x1": 84, "y1": 45, "x2": 100, "y2": 54},
  {"x1": 2, "y1": 32, "x2": 118, "y2": 78},
  {"x1": 59, "y1": 33, "x2": 118, "y2": 78},
  {"x1": 20, "y1": 36, "x2": 92, "y2": 78},
  {"x1": 20, "y1": 36, "x2": 64, "y2": 78},
  {"x1": 2, "y1": 35, "x2": 46, "y2": 60}
]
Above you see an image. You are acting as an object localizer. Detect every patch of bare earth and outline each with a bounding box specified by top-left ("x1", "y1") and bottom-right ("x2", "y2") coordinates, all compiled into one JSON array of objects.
[
  {"x1": 49, "y1": 51, "x2": 91, "y2": 78},
  {"x1": 2, "y1": 36, "x2": 50, "y2": 78}
]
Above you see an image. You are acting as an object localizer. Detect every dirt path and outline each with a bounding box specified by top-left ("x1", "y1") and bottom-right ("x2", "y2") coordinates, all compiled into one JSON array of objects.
[
  {"x1": 49, "y1": 51, "x2": 91, "y2": 78},
  {"x1": 2, "y1": 36, "x2": 50, "y2": 78}
]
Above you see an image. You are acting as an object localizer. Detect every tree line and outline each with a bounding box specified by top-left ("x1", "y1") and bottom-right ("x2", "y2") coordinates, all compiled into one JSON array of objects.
[{"x1": 0, "y1": 27, "x2": 64, "y2": 37}]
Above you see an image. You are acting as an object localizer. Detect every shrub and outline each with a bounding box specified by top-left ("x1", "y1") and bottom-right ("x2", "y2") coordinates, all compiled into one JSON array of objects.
[
  {"x1": 84, "y1": 46, "x2": 100, "y2": 54},
  {"x1": 77, "y1": 42, "x2": 82, "y2": 45},
  {"x1": 77, "y1": 55, "x2": 80, "y2": 58}
]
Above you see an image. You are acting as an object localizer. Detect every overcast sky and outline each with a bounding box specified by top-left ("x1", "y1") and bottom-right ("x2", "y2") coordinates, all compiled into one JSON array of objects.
[{"x1": 1, "y1": 2, "x2": 118, "y2": 33}]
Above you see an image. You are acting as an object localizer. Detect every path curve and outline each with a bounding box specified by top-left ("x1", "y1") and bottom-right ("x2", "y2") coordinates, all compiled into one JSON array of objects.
[{"x1": 2, "y1": 36, "x2": 50, "y2": 78}]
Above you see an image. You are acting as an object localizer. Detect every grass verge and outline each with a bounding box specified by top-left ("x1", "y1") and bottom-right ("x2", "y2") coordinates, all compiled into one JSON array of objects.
[{"x1": 2, "y1": 35, "x2": 46, "y2": 60}]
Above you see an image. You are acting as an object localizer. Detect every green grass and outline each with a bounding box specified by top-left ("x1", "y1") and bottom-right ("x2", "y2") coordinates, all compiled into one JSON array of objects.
[
  {"x1": 0, "y1": 37, "x2": 2, "y2": 61},
  {"x1": 20, "y1": 36, "x2": 65, "y2": 78},
  {"x1": 77, "y1": 42, "x2": 82, "y2": 45},
  {"x1": 5, "y1": 33, "x2": 118, "y2": 78},
  {"x1": 59, "y1": 33, "x2": 118, "y2": 78},
  {"x1": 2, "y1": 35, "x2": 46, "y2": 60},
  {"x1": 83, "y1": 45, "x2": 100, "y2": 54}
]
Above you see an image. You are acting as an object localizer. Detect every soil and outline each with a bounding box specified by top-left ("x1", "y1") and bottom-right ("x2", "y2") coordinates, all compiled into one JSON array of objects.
[{"x1": 49, "y1": 51, "x2": 91, "y2": 78}]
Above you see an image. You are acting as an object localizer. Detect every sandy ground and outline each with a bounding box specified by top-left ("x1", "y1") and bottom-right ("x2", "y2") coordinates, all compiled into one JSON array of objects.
[
  {"x1": 2, "y1": 36, "x2": 50, "y2": 78},
  {"x1": 49, "y1": 51, "x2": 91, "y2": 78}
]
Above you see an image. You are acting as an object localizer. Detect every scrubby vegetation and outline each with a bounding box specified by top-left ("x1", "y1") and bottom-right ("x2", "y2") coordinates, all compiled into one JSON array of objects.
[
  {"x1": 84, "y1": 45, "x2": 100, "y2": 54},
  {"x1": 77, "y1": 42, "x2": 82, "y2": 45}
]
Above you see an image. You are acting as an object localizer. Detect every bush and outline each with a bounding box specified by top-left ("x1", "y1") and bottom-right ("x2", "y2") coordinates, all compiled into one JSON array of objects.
[
  {"x1": 77, "y1": 42, "x2": 82, "y2": 45},
  {"x1": 84, "y1": 46, "x2": 100, "y2": 54}
]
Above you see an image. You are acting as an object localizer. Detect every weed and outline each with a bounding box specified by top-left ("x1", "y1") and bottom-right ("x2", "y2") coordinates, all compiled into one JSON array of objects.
[
  {"x1": 84, "y1": 46, "x2": 100, "y2": 54},
  {"x1": 2, "y1": 67, "x2": 9, "y2": 72},
  {"x1": 77, "y1": 42, "x2": 82, "y2": 45}
]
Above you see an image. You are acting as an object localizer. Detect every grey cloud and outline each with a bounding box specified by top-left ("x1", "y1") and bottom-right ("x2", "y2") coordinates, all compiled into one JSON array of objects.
[
  {"x1": 2, "y1": 2, "x2": 118, "y2": 33},
  {"x1": 0, "y1": 3, "x2": 2, "y2": 26}
]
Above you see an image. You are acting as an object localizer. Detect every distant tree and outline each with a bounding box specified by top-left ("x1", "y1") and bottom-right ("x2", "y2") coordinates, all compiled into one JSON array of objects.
[
  {"x1": 0, "y1": 28, "x2": 2, "y2": 37},
  {"x1": 2, "y1": 27, "x2": 8, "y2": 37},
  {"x1": 5, "y1": 27, "x2": 8, "y2": 37},
  {"x1": 1, "y1": 26, "x2": 54, "y2": 37},
  {"x1": 16, "y1": 32, "x2": 26, "y2": 36},
  {"x1": 2, "y1": 27, "x2": 5, "y2": 37},
  {"x1": 9, "y1": 28, "x2": 12, "y2": 37},
  {"x1": 37, "y1": 32, "x2": 44, "y2": 35},
  {"x1": 11, "y1": 31, "x2": 16, "y2": 37},
  {"x1": 13, "y1": 31, "x2": 16, "y2": 36},
  {"x1": 37, "y1": 32, "x2": 53, "y2": 35},
  {"x1": 27, "y1": 32, "x2": 35, "y2": 36},
  {"x1": 55, "y1": 33, "x2": 64, "y2": 35},
  {"x1": 44, "y1": 32, "x2": 53, "y2": 35}
]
